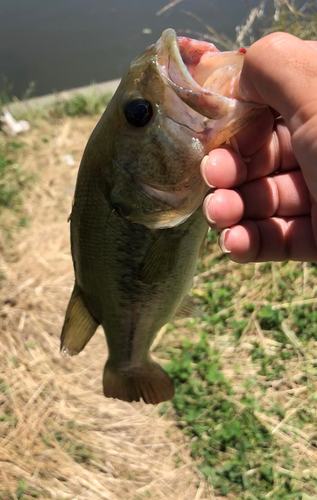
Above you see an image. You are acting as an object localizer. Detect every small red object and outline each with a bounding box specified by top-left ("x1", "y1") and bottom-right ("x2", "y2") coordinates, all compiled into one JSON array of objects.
[{"x1": 238, "y1": 47, "x2": 247, "y2": 54}]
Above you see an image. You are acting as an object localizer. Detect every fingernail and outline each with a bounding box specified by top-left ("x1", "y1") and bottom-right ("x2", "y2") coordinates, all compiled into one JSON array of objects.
[
  {"x1": 201, "y1": 155, "x2": 215, "y2": 188},
  {"x1": 204, "y1": 193, "x2": 216, "y2": 225},
  {"x1": 218, "y1": 228, "x2": 231, "y2": 254}
]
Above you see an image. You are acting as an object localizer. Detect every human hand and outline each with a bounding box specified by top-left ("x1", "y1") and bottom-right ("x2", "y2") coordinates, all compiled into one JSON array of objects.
[{"x1": 201, "y1": 33, "x2": 317, "y2": 263}]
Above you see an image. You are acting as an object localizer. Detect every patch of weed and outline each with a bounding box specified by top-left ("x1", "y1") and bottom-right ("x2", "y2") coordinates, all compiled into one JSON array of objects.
[
  {"x1": 166, "y1": 332, "x2": 308, "y2": 497},
  {"x1": 0, "y1": 139, "x2": 34, "y2": 240},
  {"x1": 257, "y1": 305, "x2": 282, "y2": 332},
  {"x1": 291, "y1": 305, "x2": 317, "y2": 343},
  {"x1": 265, "y1": 1, "x2": 317, "y2": 40},
  {"x1": 15, "y1": 479, "x2": 45, "y2": 499},
  {"x1": 0, "y1": 378, "x2": 9, "y2": 392},
  {"x1": 53, "y1": 428, "x2": 92, "y2": 464},
  {"x1": 0, "y1": 153, "x2": 20, "y2": 208},
  {"x1": 0, "y1": 410, "x2": 18, "y2": 427},
  {"x1": 49, "y1": 91, "x2": 112, "y2": 118},
  {"x1": 206, "y1": 230, "x2": 218, "y2": 245},
  {"x1": 0, "y1": 141, "x2": 28, "y2": 209},
  {"x1": 0, "y1": 75, "x2": 12, "y2": 106},
  {"x1": 67, "y1": 442, "x2": 92, "y2": 463},
  {"x1": 229, "y1": 318, "x2": 248, "y2": 341}
]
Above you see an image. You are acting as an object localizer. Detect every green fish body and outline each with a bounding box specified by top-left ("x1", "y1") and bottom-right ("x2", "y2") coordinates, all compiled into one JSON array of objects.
[{"x1": 61, "y1": 29, "x2": 262, "y2": 404}]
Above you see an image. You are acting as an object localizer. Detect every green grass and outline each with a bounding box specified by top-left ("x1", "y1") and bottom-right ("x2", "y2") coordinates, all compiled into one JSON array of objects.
[
  {"x1": 167, "y1": 335, "x2": 275, "y2": 497},
  {"x1": 41, "y1": 421, "x2": 93, "y2": 464},
  {"x1": 0, "y1": 74, "x2": 113, "y2": 128},
  {"x1": 165, "y1": 328, "x2": 316, "y2": 497},
  {"x1": 162, "y1": 217, "x2": 315, "y2": 497},
  {"x1": 0, "y1": 141, "x2": 26, "y2": 209},
  {"x1": 162, "y1": 226, "x2": 317, "y2": 497},
  {"x1": 163, "y1": 246, "x2": 317, "y2": 497},
  {"x1": 0, "y1": 140, "x2": 34, "y2": 241},
  {"x1": 6, "y1": 88, "x2": 113, "y2": 123},
  {"x1": 48, "y1": 90, "x2": 113, "y2": 119},
  {"x1": 15, "y1": 479, "x2": 45, "y2": 500},
  {"x1": 0, "y1": 479, "x2": 47, "y2": 500}
]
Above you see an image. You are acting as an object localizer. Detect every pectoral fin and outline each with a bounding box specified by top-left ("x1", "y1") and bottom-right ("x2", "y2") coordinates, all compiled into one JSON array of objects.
[
  {"x1": 175, "y1": 294, "x2": 203, "y2": 319},
  {"x1": 60, "y1": 283, "x2": 99, "y2": 356},
  {"x1": 139, "y1": 232, "x2": 180, "y2": 284}
]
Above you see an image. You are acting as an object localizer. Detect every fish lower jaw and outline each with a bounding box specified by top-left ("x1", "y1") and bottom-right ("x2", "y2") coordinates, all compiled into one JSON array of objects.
[
  {"x1": 127, "y1": 181, "x2": 208, "y2": 229},
  {"x1": 137, "y1": 211, "x2": 193, "y2": 229}
]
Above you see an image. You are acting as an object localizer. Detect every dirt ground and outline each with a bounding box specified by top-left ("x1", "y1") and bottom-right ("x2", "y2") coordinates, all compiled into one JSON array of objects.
[{"x1": 0, "y1": 116, "x2": 211, "y2": 500}]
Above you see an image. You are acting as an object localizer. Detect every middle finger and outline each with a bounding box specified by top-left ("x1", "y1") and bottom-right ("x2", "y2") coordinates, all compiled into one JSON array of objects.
[{"x1": 204, "y1": 169, "x2": 311, "y2": 229}]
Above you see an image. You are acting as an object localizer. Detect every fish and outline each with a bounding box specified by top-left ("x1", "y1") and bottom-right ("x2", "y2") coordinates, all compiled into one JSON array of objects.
[{"x1": 60, "y1": 29, "x2": 263, "y2": 404}]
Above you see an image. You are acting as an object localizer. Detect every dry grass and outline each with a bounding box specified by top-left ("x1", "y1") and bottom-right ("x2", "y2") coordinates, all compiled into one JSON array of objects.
[
  {"x1": 0, "y1": 116, "x2": 210, "y2": 500},
  {"x1": 1, "y1": 112, "x2": 317, "y2": 498},
  {"x1": 1, "y1": 4, "x2": 317, "y2": 498},
  {"x1": 158, "y1": 0, "x2": 317, "y2": 49}
]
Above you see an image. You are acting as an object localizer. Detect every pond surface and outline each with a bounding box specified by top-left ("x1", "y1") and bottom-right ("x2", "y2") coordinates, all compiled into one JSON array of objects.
[{"x1": 1, "y1": 0, "x2": 261, "y2": 98}]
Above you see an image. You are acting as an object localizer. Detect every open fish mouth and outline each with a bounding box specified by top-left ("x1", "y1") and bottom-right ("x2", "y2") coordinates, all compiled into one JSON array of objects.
[
  {"x1": 109, "y1": 29, "x2": 265, "y2": 230},
  {"x1": 127, "y1": 29, "x2": 262, "y2": 229},
  {"x1": 156, "y1": 28, "x2": 258, "y2": 123}
]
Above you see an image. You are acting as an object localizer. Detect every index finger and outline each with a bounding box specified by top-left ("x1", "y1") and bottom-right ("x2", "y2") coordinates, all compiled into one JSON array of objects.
[
  {"x1": 237, "y1": 33, "x2": 317, "y2": 200},
  {"x1": 238, "y1": 35, "x2": 317, "y2": 127}
]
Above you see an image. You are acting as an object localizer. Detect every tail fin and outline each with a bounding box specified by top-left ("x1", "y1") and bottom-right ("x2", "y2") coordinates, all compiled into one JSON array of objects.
[{"x1": 103, "y1": 360, "x2": 174, "y2": 404}]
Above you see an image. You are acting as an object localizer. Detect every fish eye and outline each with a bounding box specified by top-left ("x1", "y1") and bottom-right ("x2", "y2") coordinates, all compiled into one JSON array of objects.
[{"x1": 124, "y1": 99, "x2": 153, "y2": 127}]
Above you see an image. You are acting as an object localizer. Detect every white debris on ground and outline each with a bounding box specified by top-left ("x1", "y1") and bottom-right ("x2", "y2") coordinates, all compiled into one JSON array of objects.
[
  {"x1": 0, "y1": 109, "x2": 30, "y2": 136},
  {"x1": 62, "y1": 154, "x2": 75, "y2": 166}
]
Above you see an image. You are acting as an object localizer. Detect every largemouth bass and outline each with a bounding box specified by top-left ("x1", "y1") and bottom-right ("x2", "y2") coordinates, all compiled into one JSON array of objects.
[{"x1": 61, "y1": 29, "x2": 262, "y2": 404}]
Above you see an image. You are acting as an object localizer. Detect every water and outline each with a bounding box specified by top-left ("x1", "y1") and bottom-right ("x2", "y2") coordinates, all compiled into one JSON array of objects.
[{"x1": 0, "y1": 0, "x2": 261, "y2": 99}]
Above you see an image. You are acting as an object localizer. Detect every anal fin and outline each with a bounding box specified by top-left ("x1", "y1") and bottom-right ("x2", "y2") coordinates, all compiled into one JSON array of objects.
[
  {"x1": 60, "y1": 282, "x2": 99, "y2": 356},
  {"x1": 103, "y1": 360, "x2": 174, "y2": 404}
]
